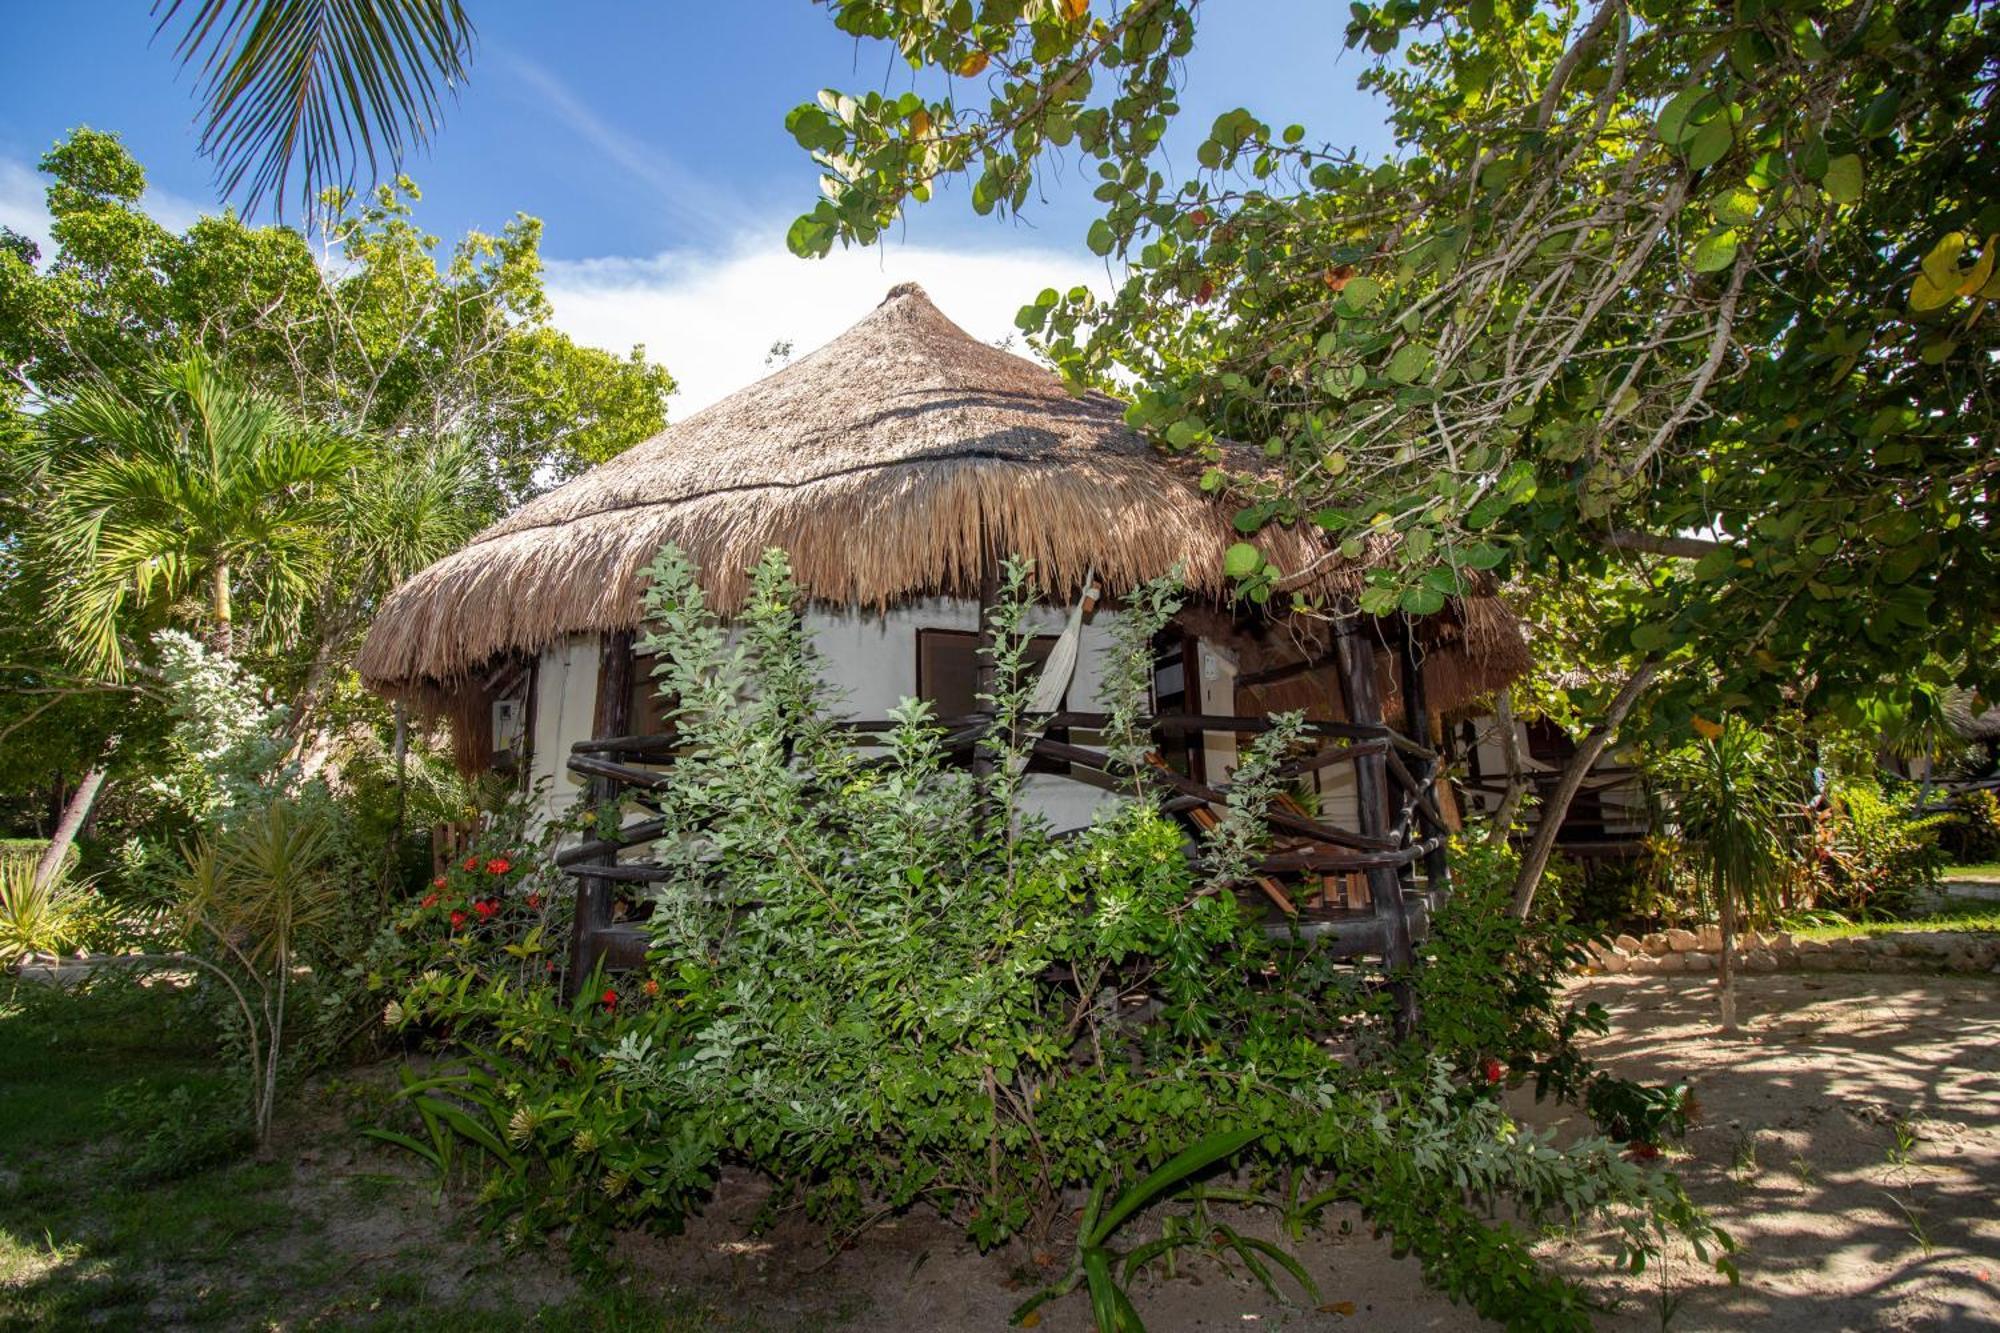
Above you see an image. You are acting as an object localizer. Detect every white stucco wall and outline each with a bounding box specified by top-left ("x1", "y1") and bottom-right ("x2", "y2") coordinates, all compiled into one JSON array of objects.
[
  {"x1": 525, "y1": 597, "x2": 1130, "y2": 834},
  {"x1": 527, "y1": 636, "x2": 602, "y2": 830}
]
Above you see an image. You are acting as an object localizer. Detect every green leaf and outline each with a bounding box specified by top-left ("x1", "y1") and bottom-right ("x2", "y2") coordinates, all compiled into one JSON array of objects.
[
  {"x1": 1821, "y1": 153, "x2": 1863, "y2": 205},
  {"x1": 1630, "y1": 622, "x2": 1672, "y2": 652},
  {"x1": 1692, "y1": 547, "x2": 1734, "y2": 581},
  {"x1": 1858, "y1": 88, "x2": 1902, "y2": 138},
  {"x1": 1086, "y1": 219, "x2": 1115, "y2": 256},
  {"x1": 1338, "y1": 275, "x2": 1381, "y2": 310},
  {"x1": 1400, "y1": 586, "x2": 1447, "y2": 615},
  {"x1": 1657, "y1": 88, "x2": 1708, "y2": 147},
  {"x1": 1385, "y1": 342, "x2": 1431, "y2": 384},
  {"x1": 1087, "y1": 1124, "x2": 1261, "y2": 1245},
  {"x1": 1223, "y1": 542, "x2": 1263, "y2": 578},
  {"x1": 1686, "y1": 117, "x2": 1732, "y2": 171},
  {"x1": 1691, "y1": 228, "x2": 1739, "y2": 273}
]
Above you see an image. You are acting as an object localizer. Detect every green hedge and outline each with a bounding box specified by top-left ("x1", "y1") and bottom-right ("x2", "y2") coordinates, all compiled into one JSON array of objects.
[{"x1": 0, "y1": 839, "x2": 76, "y2": 874}]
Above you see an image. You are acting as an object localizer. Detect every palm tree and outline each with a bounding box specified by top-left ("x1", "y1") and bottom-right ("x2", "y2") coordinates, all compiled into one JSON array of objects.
[
  {"x1": 152, "y1": 0, "x2": 476, "y2": 219},
  {"x1": 1659, "y1": 725, "x2": 1793, "y2": 1033},
  {"x1": 30, "y1": 351, "x2": 361, "y2": 677}
]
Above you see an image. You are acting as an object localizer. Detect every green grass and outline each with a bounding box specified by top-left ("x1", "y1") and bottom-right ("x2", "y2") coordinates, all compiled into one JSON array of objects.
[
  {"x1": 0, "y1": 978, "x2": 846, "y2": 1332},
  {"x1": 1787, "y1": 895, "x2": 2000, "y2": 941},
  {"x1": 1943, "y1": 861, "x2": 2000, "y2": 883}
]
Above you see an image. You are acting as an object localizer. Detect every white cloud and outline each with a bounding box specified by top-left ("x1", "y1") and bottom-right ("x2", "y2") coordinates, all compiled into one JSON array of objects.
[
  {"x1": 493, "y1": 51, "x2": 755, "y2": 244},
  {"x1": 544, "y1": 234, "x2": 1113, "y2": 416},
  {"x1": 0, "y1": 159, "x2": 54, "y2": 255},
  {"x1": 0, "y1": 154, "x2": 211, "y2": 259}
]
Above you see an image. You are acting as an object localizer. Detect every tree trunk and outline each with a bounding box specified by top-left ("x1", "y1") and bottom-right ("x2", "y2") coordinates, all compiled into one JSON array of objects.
[
  {"x1": 210, "y1": 559, "x2": 234, "y2": 657},
  {"x1": 1487, "y1": 690, "x2": 1529, "y2": 846},
  {"x1": 1510, "y1": 661, "x2": 1660, "y2": 920},
  {"x1": 33, "y1": 760, "x2": 109, "y2": 892},
  {"x1": 1717, "y1": 882, "x2": 1739, "y2": 1033}
]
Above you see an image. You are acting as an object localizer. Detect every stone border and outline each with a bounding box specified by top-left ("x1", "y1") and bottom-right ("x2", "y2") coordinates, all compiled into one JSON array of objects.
[{"x1": 1587, "y1": 925, "x2": 2000, "y2": 976}]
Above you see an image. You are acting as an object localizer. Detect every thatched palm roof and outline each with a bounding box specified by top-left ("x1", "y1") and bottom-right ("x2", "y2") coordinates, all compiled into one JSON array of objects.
[
  {"x1": 358, "y1": 284, "x2": 1526, "y2": 707},
  {"x1": 1946, "y1": 691, "x2": 2000, "y2": 744}
]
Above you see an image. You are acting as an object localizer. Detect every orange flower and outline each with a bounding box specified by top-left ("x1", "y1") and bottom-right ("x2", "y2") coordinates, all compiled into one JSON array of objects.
[
  {"x1": 641, "y1": 978, "x2": 661, "y2": 997},
  {"x1": 462, "y1": 856, "x2": 479, "y2": 872},
  {"x1": 484, "y1": 856, "x2": 512, "y2": 876}
]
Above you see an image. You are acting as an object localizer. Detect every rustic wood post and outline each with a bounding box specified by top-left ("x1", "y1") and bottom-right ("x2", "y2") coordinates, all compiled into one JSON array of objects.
[
  {"x1": 1333, "y1": 614, "x2": 1418, "y2": 1036},
  {"x1": 567, "y1": 629, "x2": 633, "y2": 995},
  {"x1": 1397, "y1": 618, "x2": 1451, "y2": 897}
]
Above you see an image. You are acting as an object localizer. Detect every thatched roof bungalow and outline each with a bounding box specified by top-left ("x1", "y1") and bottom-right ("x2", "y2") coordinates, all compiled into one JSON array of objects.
[
  {"x1": 359, "y1": 283, "x2": 1529, "y2": 980},
  {"x1": 361, "y1": 280, "x2": 1522, "y2": 778}
]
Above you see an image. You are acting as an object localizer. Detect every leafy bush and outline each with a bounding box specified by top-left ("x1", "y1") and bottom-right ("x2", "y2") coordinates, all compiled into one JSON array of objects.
[
  {"x1": 1811, "y1": 780, "x2": 1947, "y2": 919},
  {"x1": 368, "y1": 796, "x2": 573, "y2": 1001},
  {"x1": 1941, "y1": 788, "x2": 2000, "y2": 864},
  {"x1": 379, "y1": 547, "x2": 1731, "y2": 1329}
]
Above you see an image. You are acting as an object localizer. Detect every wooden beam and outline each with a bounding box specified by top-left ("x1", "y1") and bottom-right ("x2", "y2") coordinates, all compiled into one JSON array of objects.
[
  {"x1": 1333, "y1": 614, "x2": 1418, "y2": 1034},
  {"x1": 1029, "y1": 737, "x2": 1398, "y2": 851},
  {"x1": 554, "y1": 816, "x2": 669, "y2": 867}
]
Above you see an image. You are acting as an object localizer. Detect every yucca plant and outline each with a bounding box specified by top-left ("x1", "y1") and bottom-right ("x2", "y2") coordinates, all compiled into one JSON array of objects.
[
  {"x1": 1658, "y1": 725, "x2": 1794, "y2": 1032},
  {"x1": 0, "y1": 860, "x2": 89, "y2": 969},
  {"x1": 180, "y1": 801, "x2": 344, "y2": 1145}
]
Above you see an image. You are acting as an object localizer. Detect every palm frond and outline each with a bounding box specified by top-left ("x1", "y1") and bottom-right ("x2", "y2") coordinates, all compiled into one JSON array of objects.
[{"x1": 153, "y1": 0, "x2": 476, "y2": 219}]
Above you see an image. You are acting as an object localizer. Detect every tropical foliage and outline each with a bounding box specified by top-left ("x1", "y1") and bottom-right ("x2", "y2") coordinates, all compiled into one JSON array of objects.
[
  {"x1": 782, "y1": 0, "x2": 1999, "y2": 911},
  {"x1": 0, "y1": 128, "x2": 670, "y2": 895},
  {"x1": 372, "y1": 546, "x2": 1731, "y2": 1330}
]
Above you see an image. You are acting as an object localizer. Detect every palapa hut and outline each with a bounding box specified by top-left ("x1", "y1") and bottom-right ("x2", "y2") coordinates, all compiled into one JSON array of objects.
[{"x1": 359, "y1": 283, "x2": 1528, "y2": 982}]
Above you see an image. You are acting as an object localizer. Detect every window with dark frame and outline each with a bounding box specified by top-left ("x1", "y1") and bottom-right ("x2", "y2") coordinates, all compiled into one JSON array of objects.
[{"x1": 915, "y1": 628, "x2": 1070, "y2": 773}]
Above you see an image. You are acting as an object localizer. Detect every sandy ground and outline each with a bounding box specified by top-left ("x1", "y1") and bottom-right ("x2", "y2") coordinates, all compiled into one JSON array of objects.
[
  {"x1": 1557, "y1": 971, "x2": 2000, "y2": 1332},
  {"x1": 582, "y1": 971, "x2": 2000, "y2": 1331}
]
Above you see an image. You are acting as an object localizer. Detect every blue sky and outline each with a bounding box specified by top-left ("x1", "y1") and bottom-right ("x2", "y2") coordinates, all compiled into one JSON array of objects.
[{"x1": 1, "y1": 3, "x2": 1397, "y2": 409}]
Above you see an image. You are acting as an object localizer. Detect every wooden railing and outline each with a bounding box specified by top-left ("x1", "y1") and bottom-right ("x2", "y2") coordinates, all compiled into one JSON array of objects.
[
  {"x1": 558, "y1": 708, "x2": 1450, "y2": 984},
  {"x1": 557, "y1": 616, "x2": 1451, "y2": 1037}
]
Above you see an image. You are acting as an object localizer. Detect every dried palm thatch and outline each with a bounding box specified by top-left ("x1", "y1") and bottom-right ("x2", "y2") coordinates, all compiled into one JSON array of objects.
[{"x1": 359, "y1": 284, "x2": 1527, "y2": 710}]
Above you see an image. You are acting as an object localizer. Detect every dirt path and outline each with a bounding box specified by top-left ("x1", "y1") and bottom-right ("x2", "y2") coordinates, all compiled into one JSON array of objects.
[{"x1": 1549, "y1": 971, "x2": 2000, "y2": 1332}]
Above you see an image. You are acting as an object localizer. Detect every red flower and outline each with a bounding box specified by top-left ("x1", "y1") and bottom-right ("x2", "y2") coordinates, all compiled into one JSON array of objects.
[
  {"x1": 420, "y1": 893, "x2": 439, "y2": 909},
  {"x1": 432, "y1": 875, "x2": 447, "y2": 890},
  {"x1": 600, "y1": 988, "x2": 618, "y2": 1011},
  {"x1": 641, "y1": 978, "x2": 660, "y2": 998},
  {"x1": 484, "y1": 857, "x2": 512, "y2": 876},
  {"x1": 526, "y1": 893, "x2": 543, "y2": 909},
  {"x1": 450, "y1": 910, "x2": 468, "y2": 930},
  {"x1": 474, "y1": 899, "x2": 498, "y2": 920},
  {"x1": 1481, "y1": 1057, "x2": 1505, "y2": 1086},
  {"x1": 462, "y1": 856, "x2": 479, "y2": 872}
]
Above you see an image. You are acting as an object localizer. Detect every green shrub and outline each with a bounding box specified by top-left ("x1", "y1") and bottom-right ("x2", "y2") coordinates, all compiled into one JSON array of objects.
[
  {"x1": 0, "y1": 839, "x2": 76, "y2": 878},
  {"x1": 1941, "y1": 788, "x2": 2000, "y2": 863},
  {"x1": 378, "y1": 548, "x2": 1732, "y2": 1329},
  {"x1": 1814, "y1": 780, "x2": 1947, "y2": 919}
]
